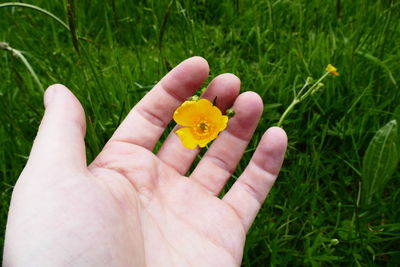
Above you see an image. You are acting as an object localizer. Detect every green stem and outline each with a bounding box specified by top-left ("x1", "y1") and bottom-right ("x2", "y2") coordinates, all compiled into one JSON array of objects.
[
  {"x1": 298, "y1": 72, "x2": 329, "y2": 102},
  {"x1": 277, "y1": 72, "x2": 330, "y2": 127},
  {"x1": 296, "y1": 81, "x2": 310, "y2": 98},
  {"x1": 277, "y1": 98, "x2": 299, "y2": 127}
]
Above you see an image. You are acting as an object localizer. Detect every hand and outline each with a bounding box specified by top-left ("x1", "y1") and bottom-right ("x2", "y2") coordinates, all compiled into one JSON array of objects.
[{"x1": 3, "y1": 57, "x2": 287, "y2": 267}]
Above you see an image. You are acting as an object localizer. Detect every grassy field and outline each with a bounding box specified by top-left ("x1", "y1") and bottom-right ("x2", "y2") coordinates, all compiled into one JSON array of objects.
[{"x1": 1, "y1": 0, "x2": 400, "y2": 265}]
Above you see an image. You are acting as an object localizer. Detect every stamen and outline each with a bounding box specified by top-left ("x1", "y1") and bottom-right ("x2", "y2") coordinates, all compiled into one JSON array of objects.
[
  {"x1": 199, "y1": 122, "x2": 208, "y2": 131},
  {"x1": 191, "y1": 120, "x2": 211, "y2": 139}
]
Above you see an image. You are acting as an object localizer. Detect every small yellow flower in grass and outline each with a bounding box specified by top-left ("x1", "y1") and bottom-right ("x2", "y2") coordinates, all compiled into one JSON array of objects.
[
  {"x1": 326, "y1": 64, "x2": 340, "y2": 76},
  {"x1": 173, "y1": 98, "x2": 229, "y2": 149}
]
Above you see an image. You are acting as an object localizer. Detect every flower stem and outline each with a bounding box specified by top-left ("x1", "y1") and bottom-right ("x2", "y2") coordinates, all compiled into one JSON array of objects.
[
  {"x1": 298, "y1": 72, "x2": 329, "y2": 102},
  {"x1": 277, "y1": 71, "x2": 330, "y2": 127},
  {"x1": 277, "y1": 98, "x2": 299, "y2": 127}
]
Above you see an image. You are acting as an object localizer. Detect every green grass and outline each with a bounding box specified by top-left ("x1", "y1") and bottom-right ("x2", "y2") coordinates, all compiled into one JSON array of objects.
[{"x1": 1, "y1": 0, "x2": 400, "y2": 265}]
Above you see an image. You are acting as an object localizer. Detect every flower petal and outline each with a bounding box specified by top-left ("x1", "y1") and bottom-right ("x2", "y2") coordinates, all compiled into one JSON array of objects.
[
  {"x1": 198, "y1": 100, "x2": 228, "y2": 130},
  {"x1": 197, "y1": 99, "x2": 222, "y2": 119},
  {"x1": 173, "y1": 100, "x2": 201, "y2": 127},
  {"x1": 326, "y1": 64, "x2": 340, "y2": 76},
  {"x1": 326, "y1": 64, "x2": 336, "y2": 72},
  {"x1": 198, "y1": 134, "x2": 217, "y2": 147},
  {"x1": 174, "y1": 98, "x2": 230, "y2": 149},
  {"x1": 196, "y1": 98, "x2": 214, "y2": 110},
  {"x1": 218, "y1": 115, "x2": 229, "y2": 131},
  {"x1": 175, "y1": 127, "x2": 198, "y2": 149}
]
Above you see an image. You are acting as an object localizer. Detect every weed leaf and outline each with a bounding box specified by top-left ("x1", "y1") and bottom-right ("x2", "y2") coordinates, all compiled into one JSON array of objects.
[{"x1": 362, "y1": 120, "x2": 398, "y2": 205}]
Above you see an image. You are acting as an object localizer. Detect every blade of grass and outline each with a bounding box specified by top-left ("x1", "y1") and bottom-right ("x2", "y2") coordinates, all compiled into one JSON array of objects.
[
  {"x1": 0, "y1": 2, "x2": 70, "y2": 31},
  {"x1": 0, "y1": 42, "x2": 44, "y2": 92}
]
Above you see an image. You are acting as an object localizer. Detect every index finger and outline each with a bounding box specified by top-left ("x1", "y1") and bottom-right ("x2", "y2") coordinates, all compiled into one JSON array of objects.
[{"x1": 108, "y1": 57, "x2": 209, "y2": 150}]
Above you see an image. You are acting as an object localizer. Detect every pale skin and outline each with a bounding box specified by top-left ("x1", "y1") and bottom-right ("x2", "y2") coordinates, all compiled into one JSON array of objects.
[{"x1": 3, "y1": 57, "x2": 287, "y2": 267}]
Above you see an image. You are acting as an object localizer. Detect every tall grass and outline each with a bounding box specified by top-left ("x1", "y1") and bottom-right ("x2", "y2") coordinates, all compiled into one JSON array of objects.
[{"x1": 1, "y1": 0, "x2": 399, "y2": 265}]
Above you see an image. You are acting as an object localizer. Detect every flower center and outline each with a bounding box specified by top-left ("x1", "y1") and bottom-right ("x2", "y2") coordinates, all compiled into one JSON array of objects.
[
  {"x1": 191, "y1": 120, "x2": 213, "y2": 139},
  {"x1": 199, "y1": 122, "x2": 208, "y2": 132}
]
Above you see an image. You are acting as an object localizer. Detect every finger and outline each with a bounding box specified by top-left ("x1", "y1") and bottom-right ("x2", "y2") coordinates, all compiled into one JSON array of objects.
[
  {"x1": 157, "y1": 73, "x2": 240, "y2": 175},
  {"x1": 108, "y1": 57, "x2": 209, "y2": 151},
  {"x1": 223, "y1": 127, "x2": 287, "y2": 232},
  {"x1": 27, "y1": 84, "x2": 87, "y2": 171},
  {"x1": 190, "y1": 92, "x2": 263, "y2": 194}
]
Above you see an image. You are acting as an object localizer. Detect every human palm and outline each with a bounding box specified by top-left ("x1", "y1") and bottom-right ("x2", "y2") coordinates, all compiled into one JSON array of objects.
[{"x1": 4, "y1": 57, "x2": 287, "y2": 267}]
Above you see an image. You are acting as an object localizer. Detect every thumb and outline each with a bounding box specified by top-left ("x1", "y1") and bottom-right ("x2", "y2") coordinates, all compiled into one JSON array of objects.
[{"x1": 27, "y1": 84, "x2": 87, "y2": 171}]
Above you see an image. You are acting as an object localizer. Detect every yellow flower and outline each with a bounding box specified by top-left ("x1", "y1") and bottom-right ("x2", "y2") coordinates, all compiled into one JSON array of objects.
[
  {"x1": 326, "y1": 64, "x2": 340, "y2": 76},
  {"x1": 173, "y1": 98, "x2": 229, "y2": 149}
]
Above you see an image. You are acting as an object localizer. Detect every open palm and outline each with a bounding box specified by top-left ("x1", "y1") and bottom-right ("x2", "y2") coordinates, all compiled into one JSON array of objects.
[{"x1": 4, "y1": 57, "x2": 287, "y2": 267}]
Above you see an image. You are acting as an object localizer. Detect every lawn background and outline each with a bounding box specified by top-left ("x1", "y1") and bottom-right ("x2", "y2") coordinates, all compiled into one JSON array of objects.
[{"x1": 1, "y1": 0, "x2": 399, "y2": 265}]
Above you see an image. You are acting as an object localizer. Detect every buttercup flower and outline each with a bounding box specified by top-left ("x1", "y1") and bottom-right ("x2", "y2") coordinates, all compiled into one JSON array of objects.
[
  {"x1": 173, "y1": 98, "x2": 229, "y2": 149},
  {"x1": 326, "y1": 64, "x2": 340, "y2": 76}
]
